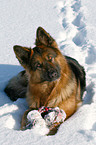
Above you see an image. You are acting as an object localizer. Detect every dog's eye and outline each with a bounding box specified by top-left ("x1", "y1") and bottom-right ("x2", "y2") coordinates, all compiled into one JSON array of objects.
[
  {"x1": 36, "y1": 63, "x2": 42, "y2": 69},
  {"x1": 48, "y1": 56, "x2": 54, "y2": 62}
]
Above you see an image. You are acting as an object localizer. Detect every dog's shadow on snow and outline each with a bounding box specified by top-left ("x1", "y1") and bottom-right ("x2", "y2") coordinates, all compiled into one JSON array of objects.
[
  {"x1": 0, "y1": 64, "x2": 28, "y2": 130},
  {"x1": 83, "y1": 82, "x2": 95, "y2": 105},
  {"x1": 0, "y1": 64, "x2": 24, "y2": 106}
]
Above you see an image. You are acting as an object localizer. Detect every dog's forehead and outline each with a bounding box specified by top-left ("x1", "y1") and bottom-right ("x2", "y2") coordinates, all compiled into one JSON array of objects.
[
  {"x1": 33, "y1": 46, "x2": 57, "y2": 57},
  {"x1": 33, "y1": 47, "x2": 43, "y2": 54}
]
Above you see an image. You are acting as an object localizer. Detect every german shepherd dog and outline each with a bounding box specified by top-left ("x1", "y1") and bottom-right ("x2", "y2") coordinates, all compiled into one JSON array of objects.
[{"x1": 4, "y1": 27, "x2": 86, "y2": 134}]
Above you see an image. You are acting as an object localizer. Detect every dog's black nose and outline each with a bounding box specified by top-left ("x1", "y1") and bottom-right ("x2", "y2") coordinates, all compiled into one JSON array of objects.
[
  {"x1": 49, "y1": 71, "x2": 57, "y2": 79},
  {"x1": 51, "y1": 72, "x2": 57, "y2": 78}
]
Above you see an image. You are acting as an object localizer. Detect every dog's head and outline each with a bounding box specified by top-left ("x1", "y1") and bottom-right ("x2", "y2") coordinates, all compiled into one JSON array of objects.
[{"x1": 14, "y1": 27, "x2": 64, "y2": 83}]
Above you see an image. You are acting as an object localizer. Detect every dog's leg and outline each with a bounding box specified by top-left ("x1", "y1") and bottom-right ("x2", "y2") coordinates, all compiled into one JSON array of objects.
[
  {"x1": 58, "y1": 95, "x2": 82, "y2": 118},
  {"x1": 46, "y1": 90, "x2": 81, "y2": 119},
  {"x1": 20, "y1": 108, "x2": 38, "y2": 130},
  {"x1": 47, "y1": 122, "x2": 61, "y2": 135}
]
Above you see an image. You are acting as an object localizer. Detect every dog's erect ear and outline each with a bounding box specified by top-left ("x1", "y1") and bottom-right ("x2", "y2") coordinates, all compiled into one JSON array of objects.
[
  {"x1": 35, "y1": 27, "x2": 58, "y2": 48},
  {"x1": 13, "y1": 45, "x2": 33, "y2": 68}
]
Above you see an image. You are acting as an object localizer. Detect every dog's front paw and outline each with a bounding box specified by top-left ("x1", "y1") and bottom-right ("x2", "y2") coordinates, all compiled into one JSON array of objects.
[{"x1": 21, "y1": 110, "x2": 44, "y2": 130}]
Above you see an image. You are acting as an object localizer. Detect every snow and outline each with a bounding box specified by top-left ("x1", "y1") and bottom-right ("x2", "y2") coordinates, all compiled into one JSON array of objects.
[{"x1": 0, "y1": 0, "x2": 96, "y2": 144}]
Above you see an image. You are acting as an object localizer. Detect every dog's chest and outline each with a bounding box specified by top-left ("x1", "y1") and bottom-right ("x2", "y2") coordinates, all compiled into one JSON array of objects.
[{"x1": 29, "y1": 82, "x2": 54, "y2": 98}]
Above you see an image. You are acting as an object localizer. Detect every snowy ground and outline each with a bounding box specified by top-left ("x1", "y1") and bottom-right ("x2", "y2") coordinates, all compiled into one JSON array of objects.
[{"x1": 0, "y1": 0, "x2": 96, "y2": 144}]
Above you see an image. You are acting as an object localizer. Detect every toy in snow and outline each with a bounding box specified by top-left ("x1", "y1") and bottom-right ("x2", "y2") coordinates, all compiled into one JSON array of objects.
[{"x1": 25, "y1": 106, "x2": 66, "y2": 135}]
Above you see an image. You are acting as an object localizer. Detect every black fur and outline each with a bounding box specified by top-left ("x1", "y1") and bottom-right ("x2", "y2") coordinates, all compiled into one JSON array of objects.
[
  {"x1": 65, "y1": 56, "x2": 86, "y2": 99},
  {"x1": 4, "y1": 71, "x2": 28, "y2": 101}
]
